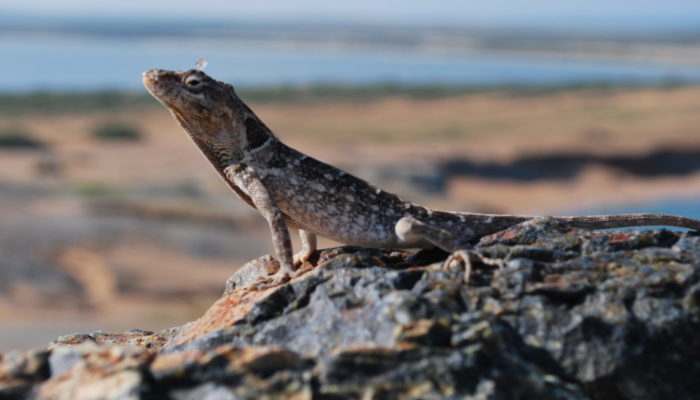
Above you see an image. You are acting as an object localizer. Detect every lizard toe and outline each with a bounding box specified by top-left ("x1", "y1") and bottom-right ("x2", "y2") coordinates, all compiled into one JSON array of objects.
[{"x1": 444, "y1": 249, "x2": 505, "y2": 283}]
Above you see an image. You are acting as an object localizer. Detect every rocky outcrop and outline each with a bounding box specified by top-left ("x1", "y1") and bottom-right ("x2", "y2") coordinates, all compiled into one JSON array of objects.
[{"x1": 2, "y1": 219, "x2": 700, "y2": 399}]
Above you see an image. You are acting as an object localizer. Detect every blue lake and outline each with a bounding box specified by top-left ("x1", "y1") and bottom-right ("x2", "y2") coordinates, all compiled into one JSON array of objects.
[{"x1": 2, "y1": 33, "x2": 700, "y2": 91}]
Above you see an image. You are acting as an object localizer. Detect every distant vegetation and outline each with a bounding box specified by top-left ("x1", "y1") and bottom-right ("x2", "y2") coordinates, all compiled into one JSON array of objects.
[
  {"x1": 172, "y1": 180, "x2": 203, "y2": 197},
  {"x1": 240, "y1": 82, "x2": 684, "y2": 102},
  {"x1": 0, "y1": 91, "x2": 158, "y2": 115},
  {"x1": 0, "y1": 82, "x2": 689, "y2": 115},
  {"x1": 91, "y1": 121, "x2": 143, "y2": 141},
  {"x1": 74, "y1": 182, "x2": 120, "y2": 197},
  {"x1": 0, "y1": 126, "x2": 45, "y2": 149}
]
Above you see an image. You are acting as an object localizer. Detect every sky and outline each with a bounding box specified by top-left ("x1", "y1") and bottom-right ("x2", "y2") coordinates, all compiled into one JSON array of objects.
[{"x1": 3, "y1": 0, "x2": 700, "y2": 29}]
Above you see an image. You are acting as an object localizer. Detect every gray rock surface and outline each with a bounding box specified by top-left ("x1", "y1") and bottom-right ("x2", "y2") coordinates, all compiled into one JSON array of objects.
[{"x1": 2, "y1": 219, "x2": 699, "y2": 399}]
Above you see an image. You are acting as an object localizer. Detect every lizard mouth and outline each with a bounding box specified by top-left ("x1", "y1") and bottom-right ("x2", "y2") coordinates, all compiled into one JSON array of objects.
[
  {"x1": 142, "y1": 73, "x2": 166, "y2": 104},
  {"x1": 142, "y1": 68, "x2": 205, "y2": 135},
  {"x1": 141, "y1": 70, "x2": 160, "y2": 91},
  {"x1": 142, "y1": 70, "x2": 186, "y2": 121},
  {"x1": 142, "y1": 69, "x2": 178, "y2": 102}
]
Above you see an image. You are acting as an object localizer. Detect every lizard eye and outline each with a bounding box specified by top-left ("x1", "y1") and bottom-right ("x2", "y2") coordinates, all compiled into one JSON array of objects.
[{"x1": 184, "y1": 74, "x2": 203, "y2": 89}]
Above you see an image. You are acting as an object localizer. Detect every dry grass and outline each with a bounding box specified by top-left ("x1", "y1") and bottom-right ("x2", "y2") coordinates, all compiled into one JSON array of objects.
[
  {"x1": 3, "y1": 85, "x2": 699, "y2": 186},
  {"x1": 251, "y1": 86, "x2": 700, "y2": 158}
]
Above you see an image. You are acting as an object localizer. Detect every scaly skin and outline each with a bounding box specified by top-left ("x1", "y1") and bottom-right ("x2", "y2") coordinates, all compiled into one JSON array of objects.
[{"x1": 142, "y1": 68, "x2": 700, "y2": 281}]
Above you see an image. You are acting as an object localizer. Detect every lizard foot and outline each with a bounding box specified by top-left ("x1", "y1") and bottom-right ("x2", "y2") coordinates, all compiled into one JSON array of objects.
[
  {"x1": 445, "y1": 250, "x2": 505, "y2": 283},
  {"x1": 255, "y1": 270, "x2": 292, "y2": 289},
  {"x1": 293, "y1": 249, "x2": 316, "y2": 268},
  {"x1": 253, "y1": 258, "x2": 294, "y2": 289},
  {"x1": 294, "y1": 229, "x2": 318, "y2": 268}
]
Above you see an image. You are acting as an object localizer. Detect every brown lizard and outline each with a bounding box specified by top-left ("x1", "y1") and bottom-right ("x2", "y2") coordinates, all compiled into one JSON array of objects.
[{"x1": 142, "y1": 67, "x2": 700, "y2": 283}]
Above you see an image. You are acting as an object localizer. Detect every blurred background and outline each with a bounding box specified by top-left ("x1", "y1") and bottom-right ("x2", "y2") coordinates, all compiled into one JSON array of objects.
[{"x1": 2, "y1": 0, "x2": 700, "y2": 351}]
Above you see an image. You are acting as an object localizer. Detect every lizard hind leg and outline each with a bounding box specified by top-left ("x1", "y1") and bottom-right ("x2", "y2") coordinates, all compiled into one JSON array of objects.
[
  {"x1": 395, "y1": 216, "x2": 502, "y2": 282},
  {"x1": 293, "y1": 229, "x2": 317, "y2": 267},
  {"x1": 395, "y1": 216, "x2": 473, "y2": 252}
]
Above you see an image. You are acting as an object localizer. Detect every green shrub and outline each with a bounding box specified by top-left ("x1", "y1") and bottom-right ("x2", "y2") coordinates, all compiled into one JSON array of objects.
[
  {"x1": 91, "y1": 122, "x2": 142, "y2": 141},
  {"x1": 174, "y1": 180, "x2": 203, "y2": 197},
  {"x1": 74, "y1": 182, "x2": 118, "y2": 197},
  {"x1": 0, "y1": 91, "x2": 159, "y2": 115},
  {"x1": 0, "y1": 127, "x2": 45, "y2": 149}
]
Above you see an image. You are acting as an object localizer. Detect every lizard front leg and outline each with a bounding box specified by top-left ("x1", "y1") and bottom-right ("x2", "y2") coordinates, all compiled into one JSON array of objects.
[
  {"x1": 395, "y1": 216, "x2": 503, "y2": 282},
  {"x1": 294, "y1": 229, "x2": 317, "y2": 266},
  {"x1": 224, "y1": 164, "x2": 294, "y2": 283}
]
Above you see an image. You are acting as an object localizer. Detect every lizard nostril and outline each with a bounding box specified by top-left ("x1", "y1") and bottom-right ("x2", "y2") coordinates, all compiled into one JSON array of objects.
[{"x1": 142, "y1": 69, "x2": 164, "y2": 81}]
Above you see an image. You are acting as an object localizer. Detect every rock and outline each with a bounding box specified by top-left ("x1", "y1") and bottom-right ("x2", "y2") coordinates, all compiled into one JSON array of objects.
[
  {"x1": 38, "y1": 343, "x2": 152, "y2": 400},
  {"x1": 0, "y1": 349, "x2": 49, "y2": 399},
  {"x1": 1, "y1": 219, "x2": 700, "y2": 399}
]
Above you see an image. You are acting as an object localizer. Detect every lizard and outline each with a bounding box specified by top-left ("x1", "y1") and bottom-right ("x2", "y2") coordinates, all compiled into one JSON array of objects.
[{"x1": 142, "y1": 67, "x2": 700, "y2": 283}]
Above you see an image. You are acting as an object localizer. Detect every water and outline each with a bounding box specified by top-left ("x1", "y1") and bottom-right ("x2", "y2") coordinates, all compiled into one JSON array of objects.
[{"x1": 2, "y1": 33, "x2": 700, "y2": 91}]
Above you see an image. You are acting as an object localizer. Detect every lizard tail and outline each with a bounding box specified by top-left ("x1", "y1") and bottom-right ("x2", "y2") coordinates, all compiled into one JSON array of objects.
[{"x1": 553, "y1": 213, "x2": 700, "y2": 230}]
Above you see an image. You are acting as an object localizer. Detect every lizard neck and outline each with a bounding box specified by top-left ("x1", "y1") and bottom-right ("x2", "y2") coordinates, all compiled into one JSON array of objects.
[
  {"x1": 190, "y1": 137, "x2": 238, "y2": 171},
  {"x1": 187, "y1": 109, "x2": 278, "y2": 168},
  {"x1": 187, "y1": 112, "x2": 280, "y2": 211}
]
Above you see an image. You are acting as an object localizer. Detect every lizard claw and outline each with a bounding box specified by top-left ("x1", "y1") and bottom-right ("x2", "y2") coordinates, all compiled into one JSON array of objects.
[
  {"x1": 255, "y1": 269, "x2": 292, "y2": 289},
  {"x1": 294, "y1": 229, "x2": 317, "y2": 268},
  {"x1": 444, "y1": 249, "x2": 504, "y2": 283},
  {"x1": 444, "y1": 250, "x2": 474, "y2": 283},
  {"x1": 252, "y1": 257, "x2": 295, "y2": 289},
  {"x1": 293, "y1": 249, "x2": 315, "y2": 268}
]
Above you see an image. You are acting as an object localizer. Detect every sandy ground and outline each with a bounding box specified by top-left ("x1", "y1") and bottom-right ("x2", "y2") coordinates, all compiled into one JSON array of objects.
[{"x1": 2, "y1": 86, "x2": 700, "y2": 351}]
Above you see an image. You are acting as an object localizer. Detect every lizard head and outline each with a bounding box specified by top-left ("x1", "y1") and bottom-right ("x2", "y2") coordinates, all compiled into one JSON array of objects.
[
  {"x1": 142, "y1": 69, "x2": 240, "y2": 136},
  {"x1": 143, "y1": 68, "x2": 276, "y2": 165}
]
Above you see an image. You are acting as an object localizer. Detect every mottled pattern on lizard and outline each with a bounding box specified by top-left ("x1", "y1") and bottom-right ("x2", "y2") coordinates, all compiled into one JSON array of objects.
[{"x1": 143, "y1": 68, "x2": 700, "y2": 283}]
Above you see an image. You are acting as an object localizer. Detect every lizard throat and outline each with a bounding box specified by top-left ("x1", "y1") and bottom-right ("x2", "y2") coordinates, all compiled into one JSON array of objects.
[{"x1": 168, "y1": 107, "x2": 191, "y2": 129}]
